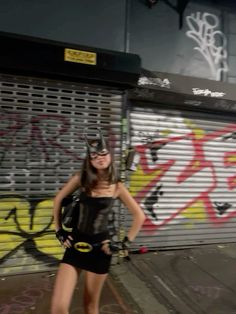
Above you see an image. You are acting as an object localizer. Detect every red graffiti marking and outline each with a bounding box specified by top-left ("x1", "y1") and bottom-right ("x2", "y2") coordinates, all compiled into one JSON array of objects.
[
  {"x1": 0, "y1": 111, "x2": 81, "y2": 161},
  {"x1": 227, "y1": 176, "x2": 236, "y2": 190},
  {"x1": 23, "y1": 114, "x2": 79, "y2": 161},
  {"x1": 134, "y1": 123, "x2": 236, "y2": 229}
]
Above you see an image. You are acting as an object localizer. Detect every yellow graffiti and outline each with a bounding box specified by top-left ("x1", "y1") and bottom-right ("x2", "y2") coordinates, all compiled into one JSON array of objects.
[
  {"x1": 192, "y1": 160, "x2": 201, "y2": 168},
  {"x1": 182, "y1": 200, "x2": 207, "y2": 221},
  {"x1": 226, "y1": 155, "x2": 236, "y2": 162},
  {"x1": 184, "y1": 119, "x2": 205, "y2": 139},
  {"x1": 129, "y1": 167, "x2": 162, "y2": 196},
  {"x1": 0, "y1": 196, "x2": 64, "y2": 263},
  {"x1": 160, "y1": 129, "x2": 172, "y2": 137},
  {"x1": 129, "y1": 118, "x2": 209, "y2": 231},
  {"x1": 34, "y1": 232, "x2": 63, "y2": 257}
]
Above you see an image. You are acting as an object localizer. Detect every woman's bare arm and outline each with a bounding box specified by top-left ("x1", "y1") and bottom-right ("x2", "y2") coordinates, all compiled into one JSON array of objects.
[
  {"x1": 117, "y1": 182, "x2": 146, "y2": 242},
  {"x1": 53, "y1": 173, "x2": 81, "y2": 232}
]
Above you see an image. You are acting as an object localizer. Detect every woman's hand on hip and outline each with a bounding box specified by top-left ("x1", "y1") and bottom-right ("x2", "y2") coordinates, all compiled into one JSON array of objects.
[{"x1": 101, "y1": 240, "x2": 112, "y2": 255}]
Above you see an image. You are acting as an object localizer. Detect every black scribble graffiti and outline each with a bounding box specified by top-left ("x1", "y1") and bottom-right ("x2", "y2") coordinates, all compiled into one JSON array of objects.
[
  {"x1": 150, "y1": 146, "x2": 159, "y2": 162},
  {"x1": 4, "y1": 207, "x2": 15, "y2": 222},
  {"x1": 222, "y1": 132, "x2": 236, "y2": 141},
  {"x1": 138, "y1": 131, "x2": 167, "y2": 163},
  {"x1": 4, "y1": 202, "x2": 36, "y2": 231},
  {"x1": 144, "y1": 185, "x2": 163, "y2": 220},
  {"x1": 0, "y1": 194, "x2": 57, "y2": 267},
  {"x1": 149, "y1": 143, "x2": 166, "y2": 162},
  {"x1": 24, "y1": 239, "x2": 58, "y2": 267},
  {"x1": 214, "y1": 202, "x2": 232, "y2": 215},
  {"x1": 139, "y1": 131, "x2": 159, "y2": 144}
]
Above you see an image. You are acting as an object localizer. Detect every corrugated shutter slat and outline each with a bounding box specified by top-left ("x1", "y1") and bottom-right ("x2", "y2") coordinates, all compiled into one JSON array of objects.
[
  {"x1": 0, "y1": 73, "x2": 122, "y2": 275},
  {"x1": 128, "y1": 105, "x2": 236, "y2": 249}
]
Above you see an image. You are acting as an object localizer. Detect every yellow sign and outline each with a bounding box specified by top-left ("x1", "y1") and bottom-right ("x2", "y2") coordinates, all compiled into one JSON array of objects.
[{"x1": 64, "y1": 48, "x2": 97, "y2": 65}]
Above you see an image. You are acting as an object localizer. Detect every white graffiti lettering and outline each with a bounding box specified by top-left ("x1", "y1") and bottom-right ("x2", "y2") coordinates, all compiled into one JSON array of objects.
[
  {"x1": 138, "y1": 76, "x2": 171, "y2": 89},
  {"x1": 192, "y1": 88, "x2": 225, "y2": 98},
  {"x1": 186, "y1": 12, "x2": 228, "y2": 81}
]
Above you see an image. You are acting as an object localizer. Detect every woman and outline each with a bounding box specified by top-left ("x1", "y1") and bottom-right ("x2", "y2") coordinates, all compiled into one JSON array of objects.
[{"x1": 51, "y1": 131, "x2": 145, "y2": 314}]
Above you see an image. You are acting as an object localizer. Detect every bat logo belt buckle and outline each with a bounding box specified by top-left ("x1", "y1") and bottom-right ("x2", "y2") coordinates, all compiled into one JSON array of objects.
[{"x1": 74, "y1": 241, "x2": 93, "y2": 253}]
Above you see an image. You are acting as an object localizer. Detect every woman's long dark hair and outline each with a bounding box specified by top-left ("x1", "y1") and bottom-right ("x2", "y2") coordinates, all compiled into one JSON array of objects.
[{"x1": 80, "y1": 140, "x2": 118, "y2": 193}]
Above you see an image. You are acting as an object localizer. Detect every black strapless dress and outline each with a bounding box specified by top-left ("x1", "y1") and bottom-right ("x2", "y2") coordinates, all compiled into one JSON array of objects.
[{"x1": 61, "y1": 192, "x2": 115, "y2": 274}]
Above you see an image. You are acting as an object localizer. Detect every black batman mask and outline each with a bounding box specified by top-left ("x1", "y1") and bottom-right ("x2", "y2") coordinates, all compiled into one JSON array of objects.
[{"x1": 84, "y1": 128, "x2": 108, "y2": 155}]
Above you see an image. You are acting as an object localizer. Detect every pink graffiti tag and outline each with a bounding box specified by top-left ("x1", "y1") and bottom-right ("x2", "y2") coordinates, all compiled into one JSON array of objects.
[{"x1": 0, "y1": 111, "x2": 81, "y2": 161}]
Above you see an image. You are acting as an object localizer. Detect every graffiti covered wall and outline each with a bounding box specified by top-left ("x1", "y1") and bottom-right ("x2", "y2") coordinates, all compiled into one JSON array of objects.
[
  {"x1": 0, "y1": 74, "x2": 122, "y2": 275},
  {"x1": 128, "y1": 106, "x2": 236, "y2": 248}
]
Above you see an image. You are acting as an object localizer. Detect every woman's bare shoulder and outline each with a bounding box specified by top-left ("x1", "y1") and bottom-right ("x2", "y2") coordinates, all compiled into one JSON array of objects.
[
  {"x1": 73, "y1": 171, "x2": 81, "y2": 179},
  {"x1": 73, "y1": 171, "x2": 81, "y2": 183},
  {"x1": 114, "y1": 181, "x2": 126, "y2": 196},
  {"x1": 65, "y1": 171, "x2": 81, "y2": 187}
]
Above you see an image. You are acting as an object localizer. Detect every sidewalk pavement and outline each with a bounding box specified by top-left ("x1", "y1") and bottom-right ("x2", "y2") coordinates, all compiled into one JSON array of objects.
[
  {"x1": 0, "y1": 267, "x2": 142, "y2": 314},
  {"x1": 111, "y1": 242, "x2": 236, "y2": 314},
  {"x1": 1, "y1": 243, "x2": 236, "y2": 314}
]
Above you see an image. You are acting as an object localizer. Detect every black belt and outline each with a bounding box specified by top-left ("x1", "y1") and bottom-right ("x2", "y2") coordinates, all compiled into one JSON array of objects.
[{"x1": 73, "y1": 241, "x2": 121, "y2": 253}]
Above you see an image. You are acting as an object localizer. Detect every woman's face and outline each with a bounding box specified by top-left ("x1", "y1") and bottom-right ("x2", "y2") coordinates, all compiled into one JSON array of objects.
[{"x1": 89, "y1": 149, "x2": 111, "y2": 170}]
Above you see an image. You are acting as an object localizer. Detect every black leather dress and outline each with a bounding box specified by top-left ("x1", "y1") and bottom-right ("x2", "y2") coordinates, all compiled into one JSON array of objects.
[{"x1": 61, "y1": 192, "x2": 115, "y2": 274}]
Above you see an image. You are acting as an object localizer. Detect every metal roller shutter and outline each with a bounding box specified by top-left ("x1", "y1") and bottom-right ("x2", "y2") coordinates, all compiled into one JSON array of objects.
[
  {"x1": 128, "y1": 104, "x2": 236, "y2": 249},
  {"x1": 0, "y1": 73, "x2": 123, "y2": 275}
]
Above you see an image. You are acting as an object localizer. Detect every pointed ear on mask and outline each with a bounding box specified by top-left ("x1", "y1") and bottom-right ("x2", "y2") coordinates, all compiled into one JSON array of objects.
[
  {"x1": 98, "y1": 128, "x2": 107, "y2": 151},
  {"x1": 84, "y1": 127, "x2": 108, "y2": 154}
]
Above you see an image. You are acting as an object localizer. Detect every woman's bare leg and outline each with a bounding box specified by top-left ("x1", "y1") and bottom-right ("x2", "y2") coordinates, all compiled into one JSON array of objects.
[
  {"x1": 83, "y1": 271, "x2": 108, "y2": 314},
  {"x1": 51, "y1": 263, "x2": 81, "y2": 314}
]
